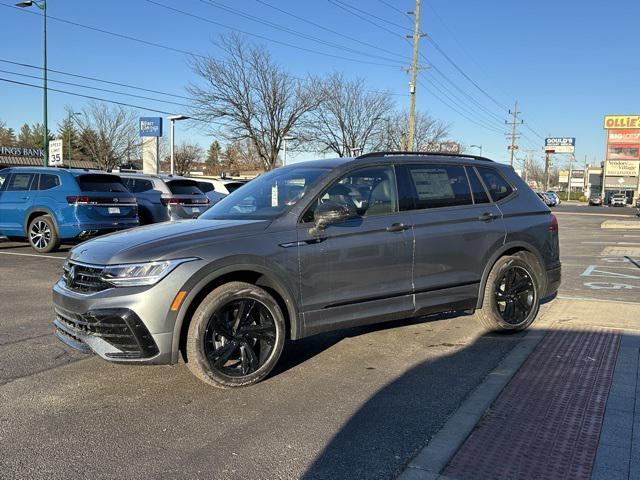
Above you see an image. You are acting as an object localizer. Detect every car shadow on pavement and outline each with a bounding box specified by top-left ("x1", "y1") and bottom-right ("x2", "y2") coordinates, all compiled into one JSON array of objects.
[
  {"x1": 299, "y1": 326, "x2": 530, "y2": 480},
  {"x1": 272, "y1": 311, "x2": 470, "y2": 377}
]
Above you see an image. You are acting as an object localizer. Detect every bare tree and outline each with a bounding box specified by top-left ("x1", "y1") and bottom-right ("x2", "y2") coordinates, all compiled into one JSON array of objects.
[
  {"x1": 298, "y1": 73, "x2": 393, "y2": 157},
  {"x1": 379, "y1": 110, "x2": 450, "y2": 151},
  {"x1": 189, "y1": 34, "x2": 321, "y2": 171},
  {"x1": 75, "y1": 102, "x2": 138, "y2": 171},
  {"x1": 170, "y1": 142, "x2": 204, "y2": 176}
]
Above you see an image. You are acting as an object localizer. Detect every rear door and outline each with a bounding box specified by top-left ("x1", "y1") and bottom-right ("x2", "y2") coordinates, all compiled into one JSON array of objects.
[
  {"x1": 0, "y1": 172, "x2": 36, "y2": 235},
  {"x1": 400, "y1": 163, "x2": 505, "y2": 309},
  {"x1": 71, "y1": 174, "x2": 138, "y2": 225},
  {"x1": 164, "y1": 179, "x2": 210, "y2": 218}
]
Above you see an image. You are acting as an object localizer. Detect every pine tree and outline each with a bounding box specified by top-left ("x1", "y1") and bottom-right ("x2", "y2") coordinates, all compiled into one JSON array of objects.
[
  {"x1": 205, "y1": 140, "x2": 221, "y2": 175},
  {"x1": 18, "y1": 123, "x2": 33, "y2": 147},
  {"x1": 57, "y1": 117, "x2": 80, "y2": 160},
  {"x1": 0, "y1": 120, "x2": 17, "y2": 145}
]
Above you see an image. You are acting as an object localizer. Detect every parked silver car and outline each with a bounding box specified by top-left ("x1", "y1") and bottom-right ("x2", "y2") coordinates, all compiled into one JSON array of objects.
[
  {"x1": 120, "y1": 174, "x2": 210, "y2": 224},
  {"x1": 53, "y1": 152, "x2": 561, "y2": 388}
]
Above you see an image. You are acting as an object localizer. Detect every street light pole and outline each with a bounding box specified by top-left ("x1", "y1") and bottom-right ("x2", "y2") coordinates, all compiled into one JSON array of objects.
[
  {"x1": 470, "y1": 144, "x2": 483, "y2": 156},
  {"x1": 16, "y1": 0, "x2": 48, "y2": 166},
  {"x1": 168, "y1": 115, "x2": 190, "y2": 175},
  {"x1": 283, "y1": 136, "x2": 295, "y2": 166}
]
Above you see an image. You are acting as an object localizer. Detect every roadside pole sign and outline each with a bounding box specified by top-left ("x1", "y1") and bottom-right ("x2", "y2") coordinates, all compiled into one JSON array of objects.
[
  {"x1": 139, "y1": 117, "x2": 163, "y2": 137},
  {"x1": 49, "y1": 139, "x2": 64, "y2": 166},
  {"x1": 545, "y1": 137, "x2": 575, "y2": 154}
]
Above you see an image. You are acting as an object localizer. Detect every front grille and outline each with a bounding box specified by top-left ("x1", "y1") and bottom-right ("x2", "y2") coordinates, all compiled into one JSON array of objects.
[
  {"x1": 54, "y1": 307, "x2": 159, "y2": 359},
  {"x1": 63, "y1": 261, "x2": 111, "y2": 293}
]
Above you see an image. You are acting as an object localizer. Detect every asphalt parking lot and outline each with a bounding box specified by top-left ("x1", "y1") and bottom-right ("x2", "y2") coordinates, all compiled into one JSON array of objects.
[{"x1": 1, "y1": 204, "x2": 639, "y2": 480}]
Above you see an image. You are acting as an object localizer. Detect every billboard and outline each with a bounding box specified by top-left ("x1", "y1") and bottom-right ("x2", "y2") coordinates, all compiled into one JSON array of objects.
[
  {"x1": 604, "y1": 115, "x2": 640, "y2": 129},
  {"x1": 139, "y1": 117, "x2": 163, "y2": 137},
  {"x1": 605, "y1": 160, "x2": 640, "y2": 177},
  {"x1": 545, "y1": 137, "x2": 575, "y2": 154}
]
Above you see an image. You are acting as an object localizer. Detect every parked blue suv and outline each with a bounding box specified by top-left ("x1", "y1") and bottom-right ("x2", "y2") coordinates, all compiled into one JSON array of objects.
[{"x1": 0, "y1": 167, "x2": 138, "y2": 253}]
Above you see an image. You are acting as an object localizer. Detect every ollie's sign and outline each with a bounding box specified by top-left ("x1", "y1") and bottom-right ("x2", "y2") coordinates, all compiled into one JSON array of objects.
[{"x1": 604, "y1": 115, "x2": 640, "y2": 129}]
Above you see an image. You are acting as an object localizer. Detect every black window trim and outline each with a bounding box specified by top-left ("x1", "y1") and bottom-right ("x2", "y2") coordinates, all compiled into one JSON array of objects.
[
  {"x1": 36, "y1": 173, "x2": 61, "y2": 191},
  {"x1": 473, "y1": 165, "x2": 517, "y2": 204},
  {"x1": 464, "y1": 166, "x2": 491, "y2": 205},
  {"x1": 298, "y1": 163, "x2": 402, "y2": 225}
]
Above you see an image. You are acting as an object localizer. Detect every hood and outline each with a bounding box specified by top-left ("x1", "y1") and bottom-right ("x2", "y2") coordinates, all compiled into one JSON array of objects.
[{"x1": 69, "y1": 219, "x2": 269, "y2": 265}]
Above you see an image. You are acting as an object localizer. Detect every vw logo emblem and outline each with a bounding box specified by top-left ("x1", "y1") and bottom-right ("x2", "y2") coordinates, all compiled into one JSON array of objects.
[{"x1": 113, "y1": 198, "x2": 119, "y2": 203}]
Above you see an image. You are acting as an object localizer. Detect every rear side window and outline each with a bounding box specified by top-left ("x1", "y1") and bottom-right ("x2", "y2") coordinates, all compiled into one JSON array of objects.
[
  {"x1": 132, "y1": 179, "x2": 154, "y2": 193},
  {"x1": 38, "y1": 174, "x2": 61, "y2": 190},
  {"x1": 6, "y1": 173, "x2": 34, "y2": 191},
  {"x1": 402, "y1": 164, "x2": 472, "y2": 210},
  {"x1": 466, "y1": 167, "x2": 490, "y2": 204},
  {"x1": 476, "y1": 167, "x2": 513, "y2": 202},
  {"x1": 166, "y1": 180, "x2": 202, "y2": 195},
  {"x1": 77, "y1": 174, "x2": 127, "y2": 192},
  {"x1": 0, "y1": 172, "x2": 7, "y2": 190},
  {"x1": 197, "y1": 182, "x2": 214, "y2": 193}
]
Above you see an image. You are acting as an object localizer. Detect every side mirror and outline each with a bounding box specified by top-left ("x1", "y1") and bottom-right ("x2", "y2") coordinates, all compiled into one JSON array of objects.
[{"x1": 313, "y1": 201, "x2": 351, "y2": 231}]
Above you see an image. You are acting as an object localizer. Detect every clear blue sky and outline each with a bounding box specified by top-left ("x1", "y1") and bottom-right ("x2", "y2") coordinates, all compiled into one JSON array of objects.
[{"x1": 1, "y1": 0, "x2": 638, "y2": 168}]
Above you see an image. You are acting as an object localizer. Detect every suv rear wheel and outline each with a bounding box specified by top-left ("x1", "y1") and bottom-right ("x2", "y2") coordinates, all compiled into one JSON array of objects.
[
  {"x1": 186, "y1": 281, "x2": 285, "y2": 388},
  {"x1": 28, "y1": 215, "x2": 61, "y2": 253},
  {"x1": 474, "y1": 253, "x2": 541, "y2": 331}
]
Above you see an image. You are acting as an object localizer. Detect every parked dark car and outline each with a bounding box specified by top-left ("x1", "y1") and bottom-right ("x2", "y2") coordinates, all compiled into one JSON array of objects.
[
  {"x1": 0, "y1": 167, "x2": 137, "y2": 252},
  {"x1": 120, "y1": 174, "x2": 210, "y2": 224},
  {"x1": 53, "y1": 152, "x2": 561, "y2": 388},
  {"x1": 588, "y1": 194, "x2": 603, "y2": 206}
]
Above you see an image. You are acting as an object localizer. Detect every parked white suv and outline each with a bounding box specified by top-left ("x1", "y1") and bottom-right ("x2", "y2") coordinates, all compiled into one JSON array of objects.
[{"x1": 610, "y1": 193, "x2": 627, "y2": 207}]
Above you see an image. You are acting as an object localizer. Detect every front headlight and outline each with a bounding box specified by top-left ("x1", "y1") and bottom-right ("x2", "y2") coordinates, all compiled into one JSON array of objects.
[{"x1": 100, "y1": 258, "x2": 198, "y2": 287}]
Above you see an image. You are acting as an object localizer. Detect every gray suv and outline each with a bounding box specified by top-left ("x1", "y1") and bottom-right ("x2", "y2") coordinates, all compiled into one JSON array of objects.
[
  {"x1": 120, "y1": 173, "x2": 210, "y2": 224},
  {"x1": 53, "y1": 153, "x2": 561, "y2": 388}
]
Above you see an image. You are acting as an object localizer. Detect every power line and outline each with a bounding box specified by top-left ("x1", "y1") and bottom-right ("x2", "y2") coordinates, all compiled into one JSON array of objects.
[
  {"x1": 143, "y1": 0, "x2": 402, "y2": 68},
  {"x1": 0, "y1": 68, "x2": 191, "y2": 108},
  {"x1": 196, "y1": 0, "x2": 403, "y2": 64},
  {"x1": 330, "y1": 0, "x2": 413, "y2": 32},
  {"x1": 327, "y1": 0, "x2": 401, "y2": 39},
  {"x1": 254, "y1": 0, "x2": 406, "y2": 61},
  {"x1": 0, "y1": 58, "x2": 191, "y2": 100},
  {"x1": 375, "y1": 0, "x2": 411, "y2": 19},
  {"x1": 0, "y1": 77, "x2": 227, "y2": 127}
]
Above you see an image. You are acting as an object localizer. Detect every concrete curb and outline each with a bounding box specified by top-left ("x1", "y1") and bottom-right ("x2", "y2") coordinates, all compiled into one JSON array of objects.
[
  {"x1": 601, "y1": 219, "x2": 640, "y2": 229},
  {"x1": 397, "y1": 325, "x2": 549, "y2": 479}
]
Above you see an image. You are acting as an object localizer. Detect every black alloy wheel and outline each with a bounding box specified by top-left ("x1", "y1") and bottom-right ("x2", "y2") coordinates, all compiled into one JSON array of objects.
[
  {"x1": 203, "y1": 299, "x2": 276, "y2": 377},
  {"x1": 494, "y1": 265, "x2": 536, "y2": 326}
]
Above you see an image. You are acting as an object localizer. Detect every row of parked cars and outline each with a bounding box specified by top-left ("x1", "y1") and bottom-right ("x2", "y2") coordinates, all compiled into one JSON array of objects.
[{"x1": 0, "y1": 166, "x2": 247, "y2": 253}]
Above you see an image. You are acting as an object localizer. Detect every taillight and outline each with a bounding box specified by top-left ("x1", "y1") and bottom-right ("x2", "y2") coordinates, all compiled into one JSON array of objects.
[
  {"x1": 67, "y1": 195, "x2": 91, "y2": 205},
  {"x1": 549, "y1": 214, "x2": 558, "y2": 232},
  {"x1": 161, "y1": 197, "x2": 181, "y2": 206}
]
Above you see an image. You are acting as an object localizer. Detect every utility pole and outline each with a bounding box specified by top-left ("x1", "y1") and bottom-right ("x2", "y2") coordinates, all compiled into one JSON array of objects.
[
  {"x1": 567, "y1": 154, "x2": 574, "y2": 201},
  {"x1": 544, "y1": 152, "x2": 551, "y2": 191},
  {"x1": 505, "y1": 100, "x2": 522, "y2": 167},
  {"x1": 406, "y1": 0, "x2": 422, "y2": 151}
]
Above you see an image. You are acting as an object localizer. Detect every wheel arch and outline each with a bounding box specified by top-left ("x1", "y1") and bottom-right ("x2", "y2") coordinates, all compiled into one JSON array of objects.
[
  {"x1": 23, "y1": 207, "x2": 59, "y2": 238},
  {"x1": 476, "y1": 242, "x2": 547, "y2": 309},
  {"x1": 170, "y1": 264, "x2": 299, "y2": 364}
]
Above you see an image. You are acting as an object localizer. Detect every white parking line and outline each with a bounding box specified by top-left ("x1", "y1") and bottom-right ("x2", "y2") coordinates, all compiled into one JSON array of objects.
[
  {"x1": 0, "y1": 251, "x2": 65, "y2": 260},
  {"x1": 581, "y1": 242, "x2": 640, "y2": 245}
]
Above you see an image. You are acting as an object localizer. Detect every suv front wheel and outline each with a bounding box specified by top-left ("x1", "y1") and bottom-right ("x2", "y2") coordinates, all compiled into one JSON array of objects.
[
  {"x1": 474, "y1": 253, "x2": 541, "y2": 331},
  {"x1": 186, "y1": 281, "x2": 285, "y2": 388},
  {"x1": 28, "y1": 215, "x2": 61, "y2": 253}
]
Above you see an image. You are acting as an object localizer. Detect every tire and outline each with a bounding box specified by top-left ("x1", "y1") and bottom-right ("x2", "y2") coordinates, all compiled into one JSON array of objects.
[
  {"x1": 474, "y1": 252, "x2": 542, "y2": 332},
  {"x1": 186, "y1": 281, "x2": 285, "y2": 388},
  {"x1": 27, "y1": 215, "x2": 61, "y2": 253}
]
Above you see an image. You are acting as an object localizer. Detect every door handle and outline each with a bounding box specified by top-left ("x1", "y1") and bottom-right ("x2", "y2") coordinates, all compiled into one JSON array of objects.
[
  {"x1": 478, "y1": 212, "x2": 495, "y2": 222},
  {"x1": 386, "y1": 223, "x2": 411, "y2": 232}
]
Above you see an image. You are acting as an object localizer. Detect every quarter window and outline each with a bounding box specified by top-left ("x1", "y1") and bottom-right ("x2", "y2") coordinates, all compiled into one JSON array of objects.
[
  {"x1": 476, "y1": 167, "x2": 513, "y2": 202},
  {"x1": 38, "y1": 174, "x2": 60, "y2": 190},
  {"x1": 0, "y1": 172, "x2": 7, "y2": 190},
  {"x1": 132, "y1": 179, "x2": 154, "y2": 193},
  {"x1": 303, "y1": 166, "x2": 397, "y2": 222},
  {"x1": 402, "y1": 164, "x2": 472, "y2": 210},
  {"x1": 466, "y1": 167, "x2": 490, "y2": 204},
  {"x1": 6, "y1": 173, "x2": 34, "y2": 191}
]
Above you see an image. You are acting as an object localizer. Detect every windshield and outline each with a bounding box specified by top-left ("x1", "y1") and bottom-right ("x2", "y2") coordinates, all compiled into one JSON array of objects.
[{"x1": 201, "y1": 166, "x2": 330, "y2": 220}]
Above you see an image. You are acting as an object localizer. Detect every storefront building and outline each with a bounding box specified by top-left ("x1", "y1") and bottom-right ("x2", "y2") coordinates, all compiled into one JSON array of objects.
[
  {"x1": 0, "y1": 146, "x2": 95, "y2": 169},
  {"x1": 602, "y1": 116, "x2": 640, "y2": 204}
]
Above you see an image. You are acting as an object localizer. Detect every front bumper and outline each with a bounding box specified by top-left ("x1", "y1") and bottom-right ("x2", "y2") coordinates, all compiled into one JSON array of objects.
[{"x1": 52, "y1": 260, "x2": 203, "y2": 364}]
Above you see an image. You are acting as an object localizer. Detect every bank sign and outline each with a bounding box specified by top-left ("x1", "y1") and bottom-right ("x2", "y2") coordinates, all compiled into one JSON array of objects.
[
  {"x1": 604, "y1": 115, "x2": 640, "y2": 129},
  {"x1": 139, "y1": 117, "x2": 163, "y2": 137},
  {"x1": 545, "y1": 137, "x2": 575, "y2": 154},
  {"x1": 0, "y1": 146, "x2": 44, "y2": 157}
]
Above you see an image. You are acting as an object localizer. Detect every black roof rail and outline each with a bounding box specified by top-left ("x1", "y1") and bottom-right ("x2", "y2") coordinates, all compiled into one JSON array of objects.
[{"x1": 355, "y1": 151, "x2": 494, "y2": 162}]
